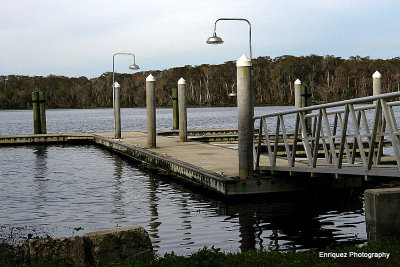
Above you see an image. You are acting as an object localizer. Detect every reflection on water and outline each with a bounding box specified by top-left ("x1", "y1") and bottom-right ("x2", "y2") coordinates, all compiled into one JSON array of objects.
[{"x1": 0, "y1": 145, "x2": 366, "y2": 255}]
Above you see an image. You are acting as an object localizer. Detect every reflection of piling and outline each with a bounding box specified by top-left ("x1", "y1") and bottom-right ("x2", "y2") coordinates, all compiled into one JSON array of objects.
[
  {"x1": 178, "y1": 78, "x2": 187, "y2": 142},
  {"x1": 146, "y1": 74, "x2": 156, "y2": 148},
  {"x1": 172, "y1": 88, "x2": 179, "y2": 130},
  {"x1": 113, "y1": 82, "x2": 121, "y2": 139},
  {"x1": 237, "y1": 55, "x2": 253, "y2": 179},
  {"x1": 32, "y1": 91, "x2": 46, "y2": 134}
]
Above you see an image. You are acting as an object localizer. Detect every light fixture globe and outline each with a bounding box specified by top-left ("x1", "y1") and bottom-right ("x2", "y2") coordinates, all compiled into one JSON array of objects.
[
  {"x1": 228, "y1": 92, "x2": 237, "y2": 97},
  {"x1": 206, "y1": 33, "x2": 224, "y2": 44},
  {"x1": 129, "y1": 64, "x2": 140, "y2": 70}
]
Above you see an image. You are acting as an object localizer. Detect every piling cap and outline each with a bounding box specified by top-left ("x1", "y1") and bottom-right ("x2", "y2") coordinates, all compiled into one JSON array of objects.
[
  {"x1": 236, "y1": 54, "x2": 252, "y2": 67},
  {"x1": 113, "y1": 82, "x2": 120, "y2": 88},
  {"x1": 146, "y1": 74, "x2": 156, "y2": 82},
  {"x1": 178, "y1": 77, "x2": 186, "y2": 85},
  {"x1": 294, "y1": 79, "x2": 302, "y2": 85},
  {"x1": 373, "y1": 71, "x2": 381, "y2": 79}
]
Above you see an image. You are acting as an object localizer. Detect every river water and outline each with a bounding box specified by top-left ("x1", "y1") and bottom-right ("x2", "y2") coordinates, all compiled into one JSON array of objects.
[{"x1": 0, "y1": 107, "x2": 366, "y2": 255}]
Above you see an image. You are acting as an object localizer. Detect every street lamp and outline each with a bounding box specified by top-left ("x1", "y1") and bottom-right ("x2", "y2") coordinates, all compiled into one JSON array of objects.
[
  {"x1": 112, "y1": 52, "x2": 139, "y2": 88},
  {"x1": 207, "y1": 18, "x2": 252, "y2": 97},
  {"x1": 206, "y1": 18, "x2": 252, "y2": 60},
  {"x1": 112, "y1": 52, "x2": 139, "y2": 139}
]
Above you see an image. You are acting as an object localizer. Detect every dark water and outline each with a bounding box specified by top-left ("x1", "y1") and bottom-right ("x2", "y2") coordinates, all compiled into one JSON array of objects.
[{"x1": 0, "y1": 107, "x2": 366, "y2": 255}]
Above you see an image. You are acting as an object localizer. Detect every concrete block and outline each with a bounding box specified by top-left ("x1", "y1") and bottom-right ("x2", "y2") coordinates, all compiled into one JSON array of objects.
[
  {"x1": 0, "y1": 242, "x2": 30, "y2": 265},
  {"x1": 365, "y1": 187, "x2": 400, "y2": 242},
  {"x1": 83, "y1": 226, "x2": 153, "y2": 265},
  {"x1": 29, "y1": 236, "x2": 86, "y2": 265}
]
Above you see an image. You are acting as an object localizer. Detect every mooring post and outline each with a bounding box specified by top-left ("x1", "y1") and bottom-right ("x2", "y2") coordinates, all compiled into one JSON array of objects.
[
  {"x1": 301, "y1": 85, "x2": 312, "y2": 132},
  {"x1": 294, "y1": 79, "x2": 302, "y2": 109},
  {"x1": 113, "y1": 82, "x2": 121, "y2": 139},
  {"x1": 172, "y1": 87, "x2": 179, "y2": 130},
  {"x1": 178, "y1": 78, "x2": 187, "y2": 142},
  {"x1": 373, "y1": 71, "x2": 382, "y2": 141},
  {"x1": 146, "y1": 74, "x2": 156, "y2": 148},
  {"x1": 237, "y1": 55, "x2": 254, "y2": 179},
  {"x1": 32, "y1": 91, "x2": 41, "y2": 134},
  {"x1": 373, "y1": 71, "x2": 382, "y2": 102},
  {"x1": 39, "y1": 91, "x2": 47, "y2": 134}
]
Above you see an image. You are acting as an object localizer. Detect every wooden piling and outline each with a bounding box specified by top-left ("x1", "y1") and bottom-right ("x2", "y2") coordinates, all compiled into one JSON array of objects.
[
  {"x1": 146, "y1": 74, "x2": 156, "y2": 148},
  {"x1": 39, "y1": 91, "x2": 47, "y2": 134},
  {"x1": 178, "y1": 78, "x2": 187, "y2": 142},
  {"x1": 172, "y1": 87, "x2": 179, "y2": 130},
  {"x1": 237, "y1": 55, "x2": 254, "y2": 179},
  {"x1": 32, "y1": 91, "x2": 41, "y2": 134}
]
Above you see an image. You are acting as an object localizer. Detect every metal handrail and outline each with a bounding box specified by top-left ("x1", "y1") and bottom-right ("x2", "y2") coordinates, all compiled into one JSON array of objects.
[
  {"x1": 253, "y1": 91, "x2": 400, "y2": 179},
  {"x1": 254, "y1": 91, "x2": 400, "y2": 120}
]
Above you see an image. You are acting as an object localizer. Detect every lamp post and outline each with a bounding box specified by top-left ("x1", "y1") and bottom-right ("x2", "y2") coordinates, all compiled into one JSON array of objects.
[
  {"x1": 206, "y1": 18, "x2": 254, "y2": 179},
  {"x1": 112, "y1": 52, "x2": 140, "y2": 139},
  {"x1": 206, "y1": 18, "x2": 252, "y2": 60}
]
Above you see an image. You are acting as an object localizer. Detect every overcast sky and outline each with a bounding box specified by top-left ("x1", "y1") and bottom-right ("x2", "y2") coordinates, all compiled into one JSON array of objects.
[{"x1": 1, "y1": 0, "x2": 399, "y2": 78}]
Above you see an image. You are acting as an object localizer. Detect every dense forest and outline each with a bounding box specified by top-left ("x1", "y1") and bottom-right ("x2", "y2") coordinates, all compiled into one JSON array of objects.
[{"x1": 1, "y1": 55, "x2": 400, "y2": 109}]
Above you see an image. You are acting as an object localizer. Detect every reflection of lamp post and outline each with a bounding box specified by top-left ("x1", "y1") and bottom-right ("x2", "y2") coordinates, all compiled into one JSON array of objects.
[
  {"x1": 228, "y1": 83, "x2": 237, "y2": 97},
  {"x1": 112, "y1": 53, "x2": 140, "y2": 139},
  {"x1": 206, "y1": 18, "x2": 252, "y2": 60}
]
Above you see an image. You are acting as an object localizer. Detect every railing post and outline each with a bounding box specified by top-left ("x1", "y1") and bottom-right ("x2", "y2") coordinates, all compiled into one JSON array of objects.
[
  {"x1": 146, "y1": 74, "x2": 156, "y2": 148},
  {"x1": 294, "y1": 79, "x2": 302, "y2": 109},
  {"x1": 178, "y1": 78, "x2": 187, "y2": 142},
  {"x1": 172, "y1": 87, "x2": 179, "y2": 130},
  {"x1": 32, "y1": 91, "x2": 41, "y2": 134},
  {"x1": 113, "y1": 82, "x2": 121, "y2": 139},
  {"x1": 39, "y1": 91, "x2": 47, "y2": 134},
  {"x1": 301, "y1": 85, "x2": 312, "y2": 132},
  {"x1": 237, "y1": 54, "x2": 254, "y2": 179}
]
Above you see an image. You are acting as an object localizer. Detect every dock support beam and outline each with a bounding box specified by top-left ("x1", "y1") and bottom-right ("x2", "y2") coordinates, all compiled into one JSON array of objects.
[
  {"x1": 237, "y1": 55, "x2": 253, "y2": 179},
  {"x1": 113, "y1": 82, "x2": 121, "y2": 139},
  {"x1": 172, "y1": 87, "x2": 179, "y2": 130},
  {"x1": 178, "y1": 78, "x2": 187, "y2": 142},
  {"x1": 294, "y1": 79, "x2": 302, "y2": 109},
  {"x1": 146, "y1": 74, "x2": 156, "y2": 148}
]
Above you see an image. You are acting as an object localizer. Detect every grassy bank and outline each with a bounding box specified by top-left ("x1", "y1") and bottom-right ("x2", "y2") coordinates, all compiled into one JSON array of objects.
[
  {"x1": 20, "y1": 238, "x2": 400, "y2": 266},
  {"x1": 126, "y1": 238, "x2": 400, "y2": 267}
]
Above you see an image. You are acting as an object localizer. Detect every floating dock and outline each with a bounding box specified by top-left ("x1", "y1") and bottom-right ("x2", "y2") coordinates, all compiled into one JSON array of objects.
[{"x1": 0, "y1": 129, "x2": 362, "y2": 197}]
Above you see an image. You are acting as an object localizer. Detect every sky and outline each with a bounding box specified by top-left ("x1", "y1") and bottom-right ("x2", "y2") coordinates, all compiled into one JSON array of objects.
[{"x1": 1, "y1": 0, "x2": 400, "y2": 78}]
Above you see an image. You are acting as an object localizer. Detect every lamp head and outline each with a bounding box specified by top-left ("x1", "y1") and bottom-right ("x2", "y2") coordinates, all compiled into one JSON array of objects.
[
  {"x1": 206, "y1": 32, "x2": 224, "y2": 45},
  {"x1": 129, "y1": 64, "x2": 140, "y2": 70},
  {"x1": 228, "y1": 92, "x2": 237, "y2": 97}
]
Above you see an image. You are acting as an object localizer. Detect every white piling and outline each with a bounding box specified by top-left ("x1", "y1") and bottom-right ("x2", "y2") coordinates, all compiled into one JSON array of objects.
[
  {"x1": 146, "y1": 74, "x2": 156, "y2": 148},
  {"x1": 178, "y1": 78, "x2": 187, "y2": 142},
  {"x1": 294, "y1": 79, "x2": 302, "y2": 109},
  {"x1": 373, "y1": 71, "x2": 382, "y2": 101},
  {"x1": 113, "y1": 82, "x2": 121, "y2": 139},
  {"x1": 237, "y1": 55, "x2": 254, "y2": 179}
]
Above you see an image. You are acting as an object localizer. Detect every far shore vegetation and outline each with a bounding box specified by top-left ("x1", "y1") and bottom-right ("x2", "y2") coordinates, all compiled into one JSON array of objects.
[{"x1": 2, "y1": 55, "x2": 400, "y2": 110}]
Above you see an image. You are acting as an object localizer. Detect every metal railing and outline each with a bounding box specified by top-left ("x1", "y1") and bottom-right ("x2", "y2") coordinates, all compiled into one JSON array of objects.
[{"x1": 253, "y1": 91, "x2": 400, "y2": 178}]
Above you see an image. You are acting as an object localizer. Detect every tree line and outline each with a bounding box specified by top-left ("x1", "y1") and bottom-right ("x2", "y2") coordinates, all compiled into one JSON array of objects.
[{"x1": 1, "y1": 55, "x2": 400, "y2": 109}]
